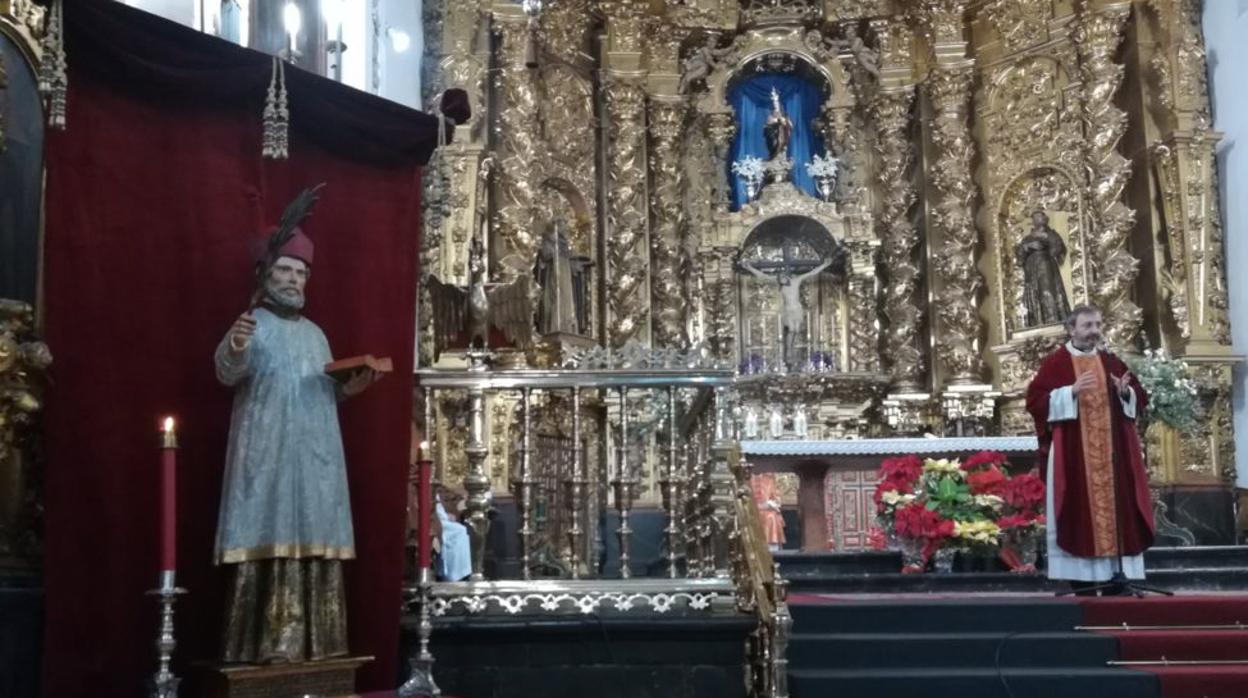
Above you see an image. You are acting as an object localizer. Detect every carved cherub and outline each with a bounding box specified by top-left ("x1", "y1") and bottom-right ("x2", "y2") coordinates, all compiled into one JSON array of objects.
[
  {"x1": 844, "y1": 25, "x2": 880, "y2": 78},
  {"x1": 679, "y1": 35, "x2": 733, "y2": 95}
]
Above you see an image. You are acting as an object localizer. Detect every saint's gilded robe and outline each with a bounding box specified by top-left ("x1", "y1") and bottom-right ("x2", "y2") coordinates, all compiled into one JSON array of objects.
[{"x1": 1025, "y1": 344, "x2": 1154, "y2": 566}]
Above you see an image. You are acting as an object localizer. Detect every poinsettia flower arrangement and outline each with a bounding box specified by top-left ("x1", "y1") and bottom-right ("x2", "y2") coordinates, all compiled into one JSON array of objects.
[
  {"x1": 871, "y1": 450, "x2": 1047, "y2": 573},
  {"x1": 872, "y1": 455, "x2": 924, "y2": 529}
]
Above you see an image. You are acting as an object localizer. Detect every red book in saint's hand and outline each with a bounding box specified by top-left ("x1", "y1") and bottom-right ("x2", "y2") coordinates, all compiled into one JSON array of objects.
[{"x1": 325, "y1": 355, "x2": 394, "y2": 382}]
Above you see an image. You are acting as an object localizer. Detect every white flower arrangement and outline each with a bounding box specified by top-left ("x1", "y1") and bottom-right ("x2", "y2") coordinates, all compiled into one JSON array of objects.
[
  {"x1": 973, "y1": 494, "x2": 1005, "y2": 510},
  {"x1": 1128, "y1": 347, "x2": 1198, "y2": 430},
  {"x1": 732, "y1": 156, "x2": 766, "y2": 184},
  {"x1": 922, "y1": 458, "x2": 961, "y2": 474},
  {"x1": 805, "y1": 153, "x2": 841, "y2": 180}
]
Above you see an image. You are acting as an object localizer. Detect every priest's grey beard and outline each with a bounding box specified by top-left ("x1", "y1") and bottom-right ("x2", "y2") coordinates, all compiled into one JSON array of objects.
[{"x1": 264, "y1": 284, "x2": 306, "y2": 311}]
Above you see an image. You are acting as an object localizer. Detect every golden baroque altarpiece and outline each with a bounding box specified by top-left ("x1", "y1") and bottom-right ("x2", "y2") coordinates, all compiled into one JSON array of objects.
[{"x1": 418, "y1": 0, "x2": 1238, "y2": 515}]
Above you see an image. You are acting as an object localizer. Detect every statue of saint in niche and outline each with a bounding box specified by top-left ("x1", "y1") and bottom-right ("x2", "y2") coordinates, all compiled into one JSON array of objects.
[
  {"x1": 764, "y1": 88, "x2": 793, "y2": 164},
  {"x1": 534, "y1": 217, "x2": 587, "y2": 336},
  {"x1": 1015, "y1": 210, "x2": 1071, "y2": 327},
  {"x1": 741, "y1": 256, "x2": 832, "y2": 370}
]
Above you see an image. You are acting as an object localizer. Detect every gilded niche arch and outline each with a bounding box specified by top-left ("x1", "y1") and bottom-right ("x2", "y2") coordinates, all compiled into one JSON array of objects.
[
  {"x1": 696, "y1": 28, "x2": 853, "y2": 113},
  {"x1": 735, "y1": 215, "x2": 847, "y2": 371},
  {"x1": 994, "y1": 166, "x2": 1088, "y2": 338}
]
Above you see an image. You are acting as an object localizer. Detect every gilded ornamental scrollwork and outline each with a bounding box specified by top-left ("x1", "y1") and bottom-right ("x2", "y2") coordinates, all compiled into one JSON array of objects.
[{"x1": 0, "y1": 300, "x2": 49, "y2": 567}]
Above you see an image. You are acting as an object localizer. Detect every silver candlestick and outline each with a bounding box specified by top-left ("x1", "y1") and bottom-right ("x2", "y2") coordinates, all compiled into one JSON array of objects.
[
  {"x1": 398, "y1": 568, "x2": 440, "y2": 697},
  {"x1": 147, "y1": 570, "x2": 186, "y2": 698}
]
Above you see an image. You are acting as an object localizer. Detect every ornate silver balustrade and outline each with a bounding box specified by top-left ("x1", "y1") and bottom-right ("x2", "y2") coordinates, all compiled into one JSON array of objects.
[{"x1": 416, "y1": 367, "x2": 736, "y2": 583}]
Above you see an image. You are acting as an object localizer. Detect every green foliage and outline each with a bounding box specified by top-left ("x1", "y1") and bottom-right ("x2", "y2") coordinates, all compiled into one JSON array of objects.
[{"x1": 1127, "y1": 348, "x2": 1197, "y2": 430}]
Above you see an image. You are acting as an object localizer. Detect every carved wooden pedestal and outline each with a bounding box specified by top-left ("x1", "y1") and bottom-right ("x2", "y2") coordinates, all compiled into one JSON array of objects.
[{"x1": 196, "y1": 656, "x2": 373, "y2": 698}]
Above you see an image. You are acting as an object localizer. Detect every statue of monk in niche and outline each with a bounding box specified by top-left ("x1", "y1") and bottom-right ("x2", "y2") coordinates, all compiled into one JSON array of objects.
[
  {"x1": 764, "y1": 88, "x2": 793, "y2": 163},
  {"x1": 534, "y1": 217, "x2": 584, "y2": 336},
  {"x1": 1015, "y1": 210, "x2": 1071, "y2": 327}
]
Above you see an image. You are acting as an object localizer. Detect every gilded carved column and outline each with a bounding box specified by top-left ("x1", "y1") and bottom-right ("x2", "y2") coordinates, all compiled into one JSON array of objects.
[
  {"x1": 648, "y1": 97, "x2": 689, "y2": 349},
  {"x1": 702, "y1": 249, "x2": 737, "y2": 364},
  {"x1": 873, "y1": 86, "x2": 923, "y2": 389},
  {"x1": 493, "y1": 7, "x2": 542, "y2": 280},
  {"x1": 604, "y1": 78, "x2": 650, "y2": 347},
  {"x1": 915, "y1": 0, "x2": 986, "y2": 385},
  {"x1": 603, "y1": 1, "x2": 649, "y2": 347},
  {"x1": 846, "y1": 241, "x2": 882, "y2": 372},
  {"x1": 925, "y1": 63, "x2": 985, "y2": 383},
  {"x1": 705, "y1": 111, "x2": 737, "y2": 212},
  {"x1": 646, "y1": 25, "x2": 688, "y2": 349},
  {"x1": 1077, "y1": 1, "x2": 1141, "y2": 347}
]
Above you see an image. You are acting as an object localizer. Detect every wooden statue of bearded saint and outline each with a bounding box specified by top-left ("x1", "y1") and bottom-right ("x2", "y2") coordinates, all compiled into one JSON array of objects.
[
  {"x1": 1016, "y1": 210, "x2": 1071, "y2": 327},
  {"x1": 214, "y1": 187, "x2": 381, "y2": 663}
]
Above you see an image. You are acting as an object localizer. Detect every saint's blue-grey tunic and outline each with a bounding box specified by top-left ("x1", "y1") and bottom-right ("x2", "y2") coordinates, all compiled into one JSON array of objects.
[{"x1": 213, "y1": 307, "x2": 355, "y2": 564}]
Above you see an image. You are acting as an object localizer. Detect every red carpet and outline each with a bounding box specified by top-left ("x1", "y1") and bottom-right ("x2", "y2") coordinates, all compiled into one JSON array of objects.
[
  {"x1": 1080, "y1": 595, "x2": 1248, "y2": 627},
  {"x1": 1080, "y1": 596, "x2": 1248, "y2": 698}
]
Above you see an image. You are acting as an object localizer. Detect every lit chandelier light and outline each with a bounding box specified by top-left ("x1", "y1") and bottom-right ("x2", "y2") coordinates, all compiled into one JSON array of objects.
[
  {"x1": 323, "y1": 0, "x2": 347, "y2": 82},
  {"x1": 282, "y1": 1, "x2": 302, "y2": 62}
]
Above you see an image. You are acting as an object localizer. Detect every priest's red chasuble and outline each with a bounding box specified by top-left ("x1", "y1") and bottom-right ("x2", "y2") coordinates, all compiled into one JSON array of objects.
[{"x1": 1025, "y1": 346, "x2": 1155, "y2": 557}]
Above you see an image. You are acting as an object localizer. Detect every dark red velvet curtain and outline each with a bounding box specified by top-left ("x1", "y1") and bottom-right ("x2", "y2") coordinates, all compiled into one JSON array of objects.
[{"x1": 41, "y1": 3, "x2": 438, "y2": 695}]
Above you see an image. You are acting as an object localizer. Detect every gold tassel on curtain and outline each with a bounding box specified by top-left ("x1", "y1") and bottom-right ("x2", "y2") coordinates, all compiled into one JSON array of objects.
[
  {"x1": 37, "y1": 0, "x2": 67, "y2": 130},
  {"x1": 261, "y1": 57, "x2": 289, "y2": 160}
]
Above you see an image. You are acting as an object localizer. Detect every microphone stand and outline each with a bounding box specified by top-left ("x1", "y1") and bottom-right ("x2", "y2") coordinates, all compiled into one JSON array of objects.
[{"x1": 1058, "y1": 371, "x2": 1171, "y2": 598}]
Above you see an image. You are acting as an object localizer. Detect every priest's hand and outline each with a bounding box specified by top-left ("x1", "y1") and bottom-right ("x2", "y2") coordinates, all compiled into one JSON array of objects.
[
  {"x1": 1071, "y1": 371, "x2": 1099, "y2": 396},
  {"x1": 1112, "y1": 371, "x2": 1134, "y2": 399},
  {"x1": 340, "y1": 368, "x2": 380, "y2": 398},
  {"x1": 227, "y1": 313, "x2": 256, "y2": 354}
]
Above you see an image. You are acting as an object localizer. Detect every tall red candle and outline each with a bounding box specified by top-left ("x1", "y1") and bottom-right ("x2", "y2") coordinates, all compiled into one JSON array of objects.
[
  {"x1": 417, "y1": 441, "x2": 433, "y2": 573},
  {"x1": 160, "y1": 417, "x2": 178, "y2": 572}
]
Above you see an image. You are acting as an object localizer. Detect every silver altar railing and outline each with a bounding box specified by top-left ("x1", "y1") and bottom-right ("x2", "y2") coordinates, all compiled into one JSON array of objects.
[
  {"x1": 406, "y1": 361, "x2": 791, "y2": 698},
  {"x1": 416, "y1": 366, "x2": 735, "y2": 583}
]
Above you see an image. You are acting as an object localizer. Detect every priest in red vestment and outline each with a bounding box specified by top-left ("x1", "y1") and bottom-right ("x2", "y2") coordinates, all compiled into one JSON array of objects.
[{"x1": 1025, "y1": 305, "x2": 1155, "y2": 594}]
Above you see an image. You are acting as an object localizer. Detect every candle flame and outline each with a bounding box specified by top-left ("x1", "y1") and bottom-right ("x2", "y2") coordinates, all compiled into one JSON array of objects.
[
  {"x1": 419, "y1": 440, "x2": 431, "y2": 451},
  {"x1": 162, "y1": 416, "x2": 176, "y2": 433}
]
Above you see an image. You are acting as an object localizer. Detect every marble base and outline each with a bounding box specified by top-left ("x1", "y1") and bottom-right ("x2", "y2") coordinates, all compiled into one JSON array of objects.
[{"x1": 1156, "y1": 486, "x2": 1235, "y2": 546}]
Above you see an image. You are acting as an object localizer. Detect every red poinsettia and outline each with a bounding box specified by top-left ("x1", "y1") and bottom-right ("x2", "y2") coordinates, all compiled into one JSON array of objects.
[
  {"x1": 879, "y1": 455, "x2": 924, "y2": 485},
  {"x1": 894, "y1": 502, "x2": 955, "y2": 540},
  {"x1": 966, "y1": 465, "x2": 1007, "y2": 496},
  {"x1": 873, "y1": 455, "x2": 925, "y2": 513},
  {"x1": 1002, "y1": 472, "x2": 1045, "y2": 509},
  {"x1": 961, "y1": 450, "x2": 1008, "y2": 472}
]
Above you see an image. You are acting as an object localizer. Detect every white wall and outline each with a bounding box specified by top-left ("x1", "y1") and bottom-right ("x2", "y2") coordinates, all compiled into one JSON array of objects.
[
  {"x1": 1203, "y1": 0, "x2": 1248, "y2": 488},
  {"x1": 123, "y1": 0, "x2": 195, "y2": 27},
  {"x1": 377, "y1": 0, "x2": 423, "y2": 109},
  {"x1": 121, "y1": 0, "x2": 422, "y2": 108}
]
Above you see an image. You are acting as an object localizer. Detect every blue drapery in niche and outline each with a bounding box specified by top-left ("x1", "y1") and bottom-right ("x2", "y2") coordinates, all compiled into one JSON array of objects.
[{"x1": 728, "y1": 73, "x2": 826, "y2": 210}]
